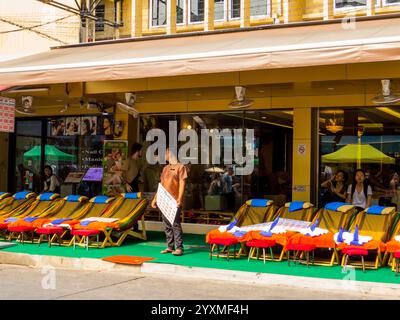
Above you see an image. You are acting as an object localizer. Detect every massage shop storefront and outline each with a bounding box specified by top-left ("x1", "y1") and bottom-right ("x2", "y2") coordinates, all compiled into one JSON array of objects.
[{"x1": 0, "y1": 18, "x2": 400, "y2": 225}]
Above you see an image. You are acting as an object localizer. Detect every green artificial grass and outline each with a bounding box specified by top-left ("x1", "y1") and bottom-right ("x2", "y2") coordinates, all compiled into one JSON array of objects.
[{"x1": 2, "y1": 231, "x2": 400, "y2": 285}]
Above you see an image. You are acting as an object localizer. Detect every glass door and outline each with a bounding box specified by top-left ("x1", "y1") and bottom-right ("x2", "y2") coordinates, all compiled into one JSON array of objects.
[{"x1": 15, "y1": 120, "x2": 43, "y2": 193}]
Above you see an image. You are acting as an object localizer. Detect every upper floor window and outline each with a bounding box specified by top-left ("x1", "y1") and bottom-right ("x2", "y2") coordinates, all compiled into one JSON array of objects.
[
  {"x1": 190, "y1": 0, "x2": 204, "y2": 22},
  {"x1": 95, "y1": 4, "x2": 105, "y2": 32},
  {"x1": 115, "y1": 0, "x2": 124, "y2": 26},
  {"x1": 151, "y1": 0, "x2": 184, "y2": 26},
  {"x1": 150, "y1": 0, "x2": 270, "y2": 27},
  {"x1": 383, "y1": 0, "x2": 400, "y2": 5},
  {"x1": 334, "y1": 0, "x2": 366, "y2": 10}
]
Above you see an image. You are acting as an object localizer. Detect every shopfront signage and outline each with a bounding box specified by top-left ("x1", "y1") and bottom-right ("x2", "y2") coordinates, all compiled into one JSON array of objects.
[
  {"x1": 102, "y1": 140, "x2": 128, "y2": 195},
  {"x1": 0, "y1": 96, "x2": 15, "y2": 133}
]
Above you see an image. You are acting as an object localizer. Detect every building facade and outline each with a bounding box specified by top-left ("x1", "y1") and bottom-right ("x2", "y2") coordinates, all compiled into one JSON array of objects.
[{"x1": 0, "y1": 0, "x2": 400, "y2": 225}]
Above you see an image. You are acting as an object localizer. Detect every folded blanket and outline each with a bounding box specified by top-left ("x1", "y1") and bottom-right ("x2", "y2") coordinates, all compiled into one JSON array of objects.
[
  {"x1": 300, "y1": 227, "x2": 329, "y2": 237},
  {"x1": 260, "y1": 226, "x2": 286, "y2": 236},
  {"x1": 334, "y1": 230, "x2": 372, "y2": 246},
  {"x1": 218, "y1": 218, "x2": 238, "y2": 233}
]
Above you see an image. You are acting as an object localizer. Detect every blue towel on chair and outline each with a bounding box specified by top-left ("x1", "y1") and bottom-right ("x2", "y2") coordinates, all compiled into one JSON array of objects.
[
  {"x1": 289, "y1": 201, "x2": 304, "y2": 212},
  {"x1": 260, "y1": 230, "x2": 273, "y2": 237},
  {"x1": 23, "y1": 217, "x2": 38, "y2": 223},
  {"x1": 325, "y1": 202, "x2": 346, "y2": 211},
  {"x1": 233, "y1": 231, "x2": 247, "y2": 238},
  {"x1": 260, "y1": 217, "x2": 280, "y2": 237},
  {"x1": 226, "y1": 218, "x2": 238, "y2": 231},
  {"x1": 52, "y1": 218, "x2": 72, "y2": 225},
  {"x1": 80, "y1": 220, "x2": 93, "y2": 227},
  {"x1": 5, "y1": 217, "x2": 18, "y2": 223},
  {"x1": 310, "y1": 219, "x2": 319, "y2": 232},
  {"x1": 337, "y1": 227, "x2": 344, "y2": 243},
  {"x1": 350, "y1": 225, "x2": 361, "y2": 246}
]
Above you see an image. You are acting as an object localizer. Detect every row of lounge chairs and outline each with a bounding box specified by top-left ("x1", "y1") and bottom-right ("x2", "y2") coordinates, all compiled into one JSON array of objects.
[
  {"x1": 0, "y1": 191, "x2": 148, "y2": 248},
  {"x1": 206, "y1": 199, "x2": 400, "y2": 272}
]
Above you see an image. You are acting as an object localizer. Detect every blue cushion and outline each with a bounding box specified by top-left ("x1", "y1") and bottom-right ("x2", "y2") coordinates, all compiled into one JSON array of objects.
[
  {"x1": 14, "y1": 191, "x2": 31, "y2": 200},
  {"x1": 325, "y1": 202, "x2": 347, "y2": 211},
  {"x1": 39, "y1": 193, "x2": 57, "y2": 201},
  {"x1": 367, "y1": 205, "x2": 386, "y2": 215},
  {"x1": 66, "y1": 195, "x2": 82, "y2": 202},
  {"x1": 249, "y1": 199, "x2": 271, "y2": 207},
  {"x1": 0, "y1": 192, "x2": 5, "y2": 196},
  {"x1": 124, "y1": 193, "x2": 140, "y2": 200},
  {"x1": 92, "y1": 196, "x2": 110, "y2": 204},
  {"x1": 289, "y1": 201, "x2": 304, "y2": 212}
]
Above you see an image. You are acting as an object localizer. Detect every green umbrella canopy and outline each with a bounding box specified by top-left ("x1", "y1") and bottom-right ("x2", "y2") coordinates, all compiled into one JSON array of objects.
[
  {"x1": 322, "y1": 144, "x2": 395, "y2": 164},
  {"x1": 23, "y1": 145, "x2": 76, "y2": 162}
]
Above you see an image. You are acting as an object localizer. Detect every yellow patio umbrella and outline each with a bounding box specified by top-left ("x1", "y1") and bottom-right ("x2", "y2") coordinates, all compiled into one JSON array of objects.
[{"x1": 321, "y1": 144, "x2": 395, "y2": 167}]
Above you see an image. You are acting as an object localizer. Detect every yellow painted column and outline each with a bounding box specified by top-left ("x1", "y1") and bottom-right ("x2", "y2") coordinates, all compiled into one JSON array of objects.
[
  {"x1": 240, "y1": 0, "x2": 250, "y2": 28},
  {"x1": 292, "y1": 108, "x2": 312, "y2": 202},
  {"x1": 323, "y1": 0, "x2": 334, "y2": 20},
  {"x1": 204, "y1": 0, "x2": 215, "y2": 31},
  {"x1": 130, "y1": 0, "x2": 143, "y2": 37},
  {"x1": 167, "y1": 0, "x2": 177, "y2": 35}
]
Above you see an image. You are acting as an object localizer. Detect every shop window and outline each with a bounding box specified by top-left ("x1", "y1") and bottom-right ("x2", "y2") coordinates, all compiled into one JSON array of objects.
[
  {"x1": 139, "y1": 111, "x2": 293, "y2": 223},
  {"x1": 150, "y1": 0, "x2": 185, "y2": 27},
  {"x1": 95, "y1": 4, "x2": 105, "y2": 32},
  {"x1": 334, "y1": 0, "x2": 366, "y2": 10},
  {"x1": 319, "y1": 107, "x2": 400, "y2": 209},
  {"x1": 12, "y1": 115, "x2": 115, "y2": 197}
]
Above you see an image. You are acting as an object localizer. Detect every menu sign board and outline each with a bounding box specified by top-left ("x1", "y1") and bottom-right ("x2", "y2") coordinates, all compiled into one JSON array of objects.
[{"x1": 0, "y1": 97, "x2": 15, "y2": 132}]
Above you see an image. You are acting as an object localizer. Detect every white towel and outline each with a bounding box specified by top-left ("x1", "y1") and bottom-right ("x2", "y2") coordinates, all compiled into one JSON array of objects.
[
  {"x1": 333, "y1": 232, "x2": 372, "y2": 245},
  {"x1": 299, "y1": 227, "x2": 328, "y2": 237},
  {"x1": 394, "y1": 235, "x2": 400, "y2": 242}
]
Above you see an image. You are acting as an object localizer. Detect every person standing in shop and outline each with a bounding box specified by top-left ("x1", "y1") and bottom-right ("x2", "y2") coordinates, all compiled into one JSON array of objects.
[
  {"x1": 151, "y1": 147, "x2": 188, "y2": 256},
  {"x1": 122, "y1": 143, "x2": 144, "y2": 193}
]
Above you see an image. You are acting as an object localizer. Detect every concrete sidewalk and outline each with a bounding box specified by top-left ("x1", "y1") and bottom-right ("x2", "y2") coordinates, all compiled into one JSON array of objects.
[
  {"x1": 0, "y1": 263, "x2": 397, "y2": 300},
  {"x1": 0, "y1": 251, "x2": 400, "y2": 299}
]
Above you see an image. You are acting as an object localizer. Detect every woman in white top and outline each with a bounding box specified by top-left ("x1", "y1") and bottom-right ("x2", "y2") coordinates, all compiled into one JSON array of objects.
[
  {"x1": 43, "y1": 165, "x2": 60, "y2": 193},
  {"x1": 346, "y1": 169, "x2": 372, "y2": 210}
]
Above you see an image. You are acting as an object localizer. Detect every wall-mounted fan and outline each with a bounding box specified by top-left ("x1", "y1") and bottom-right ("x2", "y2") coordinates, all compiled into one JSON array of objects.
[
  {"x1": 228, "y1": 86, "x2": 254, "y2": 109},
  {"x1": 15, "y1": 96, "x2": 36, "y2": 115},
  {"x1": 372, "y1": 80, "x2": 400, "y2": 105},
  {"x1": 116, "y1": 93, "x2": 139, "y2": 118}
]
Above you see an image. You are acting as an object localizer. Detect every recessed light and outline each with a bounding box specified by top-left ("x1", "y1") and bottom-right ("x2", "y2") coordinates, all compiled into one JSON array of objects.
[
  {"x1": 258, "y1": 90, "x2": 265, "y2": 93},
  {"x1": 261, "y1": 116, "x2": 266, "y2": 119},
  {"x1": 195, "y1": 93, "x2": 202, "y2": 96},
  {"x1": 327, "y1": 87, "x2": 335, "y2": 90}
]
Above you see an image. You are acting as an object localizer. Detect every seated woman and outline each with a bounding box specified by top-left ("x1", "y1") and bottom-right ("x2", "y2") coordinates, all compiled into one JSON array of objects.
[
  {"x1": 42, "y1": 165, "x2": 60, "y2": 194},
  {"x1": 320, "y1": 170, "x2": 348, "y2": 205},
  {"x1": 346, "y1": 169, "x2": 372, "y2": 212}
]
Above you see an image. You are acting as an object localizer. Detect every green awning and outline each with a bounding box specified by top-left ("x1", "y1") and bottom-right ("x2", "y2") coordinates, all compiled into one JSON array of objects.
[
  {"x1": 321, "y1": 144, "x2": 395, "y2": 165},
  {"x1": 23, "y1": 145, "x2": 76, "y2": 162}
]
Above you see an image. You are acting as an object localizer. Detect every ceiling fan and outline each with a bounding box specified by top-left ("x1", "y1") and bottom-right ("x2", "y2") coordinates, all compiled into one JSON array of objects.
[
  {"x1": 372, "y1": 79, "x2": 400, "y2": 105},
  {"x1": 228, "y1": 86, "x2": 254, "y2": 109},
  {"x1": 15, "y1": 96, "x2": 36, "y2": 115}
]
